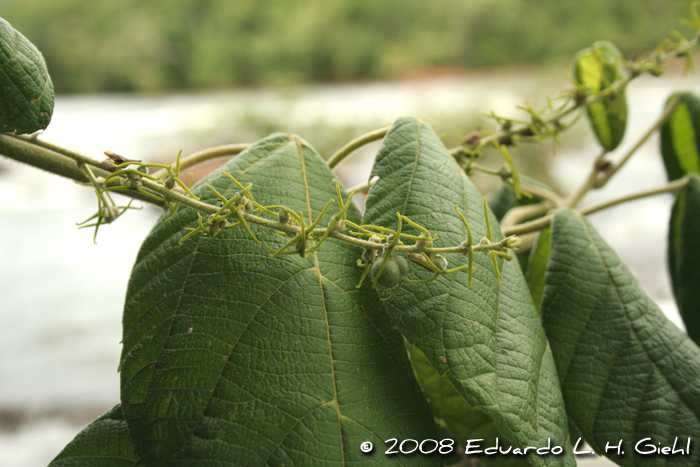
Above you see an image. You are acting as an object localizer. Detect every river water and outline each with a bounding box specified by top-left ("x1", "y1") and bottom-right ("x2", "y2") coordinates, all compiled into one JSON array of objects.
[{"x1": 0, "y1": 70, "x2": 697, "y2": 466}]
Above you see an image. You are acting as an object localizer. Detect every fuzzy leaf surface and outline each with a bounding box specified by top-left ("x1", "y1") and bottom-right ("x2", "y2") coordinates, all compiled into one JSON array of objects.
[
  {"x1": 542, "y1": 209, "x2": 700, "y2": 467},
  {"x1": 0, "y1": 16, "x2": 53, "y2": 134},
  {"x1": 363, "y1": 116, "x2": 575, "y2": 467},
  {"x1": 48, "y1": 405, "x2": 138, "y2": 467},
  {"x1": 119, "y1": 134, "x2": 440, "y2": 466}
]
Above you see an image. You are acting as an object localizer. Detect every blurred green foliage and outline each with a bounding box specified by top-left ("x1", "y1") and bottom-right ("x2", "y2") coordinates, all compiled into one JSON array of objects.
[{"x1": 0, "y1": 0, "x2": 689, "y2": 94}]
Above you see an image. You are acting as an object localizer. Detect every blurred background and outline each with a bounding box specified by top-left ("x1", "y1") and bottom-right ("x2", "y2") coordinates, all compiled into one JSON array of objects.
[{"x1": 0, "y1": 0, "x2": 697, "y2": 465}]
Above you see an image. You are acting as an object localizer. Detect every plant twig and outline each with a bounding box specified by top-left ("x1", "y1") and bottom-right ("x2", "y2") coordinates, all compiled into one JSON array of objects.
[
  {"x1": 153, "y1": 143, "x2": 250, "y2": 180},
  {"x1": 0, "y1": 134, "x2": 89, "y2": 182},
  {"x1": 520, "y1": 182, "x2": 566, "y2": 206},
  {"x1": 500, "y1": 201, "x2": 556, "y2": 230},
  {"x1": 15, "y1": 134, "x2": 105, "y2": 170},
  {"x1": 346, "y1": 176, "x2": 379, "y2": 195},
  {"x1": 327, "y1": 125, "x2": 390, "y2": 169},
  {"x1": 564, "y1": 95, "x2": 681, "y2": 208},
  {"x1": 503, "y1": 177, "x2": 691, "y2": 236}
]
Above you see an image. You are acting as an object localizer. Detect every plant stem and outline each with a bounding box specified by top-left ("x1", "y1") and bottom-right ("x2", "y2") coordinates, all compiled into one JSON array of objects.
[
  {"x1": 346, "y1": 176, "x2": 379, "y2": 194},
  {"x1": 500, "y1": 201, "x2": 556, "y2": 229},
  {"x1": 153, "y1": 143, "x2": 251, "y2": 180},
  {"x1": 520, "y1": 182, "x2": 565, "y2": 206},
  {"x1": 327, "y1": 125, "x2": 390, "y2": 169},
  {"x1": 447, "y1": 33, "x2": 699, "y2": 158},
  {"x1": 469, "y1": 163, "x2": 504, "y2": 177},
  {"x1": 503, "y1": 177, "x2": 691, "y2": 236},
  {"x1": 564, "y1": 95, "x2": 681, "y2": 209},
  {"x1": 580, "y1": 176, "x2": 689, "y2": 216},
  {"x1": 600, "y1": 95, "x2": 681, "y2": 186},
  {"x1": 0, "y1": 135, "x2": 167, "y2": 206},
  {"x1": 16, "y1": 134, "x2": 105, "y2": 170},
  {"x1": 0, "y1": 134, "x2": 89, "y2": 182},
  {"x1": 563, "y1": 149, "x2": 608, "y2": 208}
]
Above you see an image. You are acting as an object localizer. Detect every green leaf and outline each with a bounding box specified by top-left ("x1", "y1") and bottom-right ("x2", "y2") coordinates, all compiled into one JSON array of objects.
[
  {"x1": 0, "y1": 16, "x2": 54, "y2": 134},
  {"x1": 668, "y1": 174, "x2": 700, "y2": 346},
  {"x1": 118, "y1": 134, "x2": 441, "y2": 466},
  {"x1": 572, "y1": 41, "x2": 628, "y2": 151},
  {"x1": 48, "y1": 405, "x2": 139, "y2": 467},
  {"x1": 363, "y1": 116, "x2": 575, "y2": 467},
  {"x1": 409, "y1": 346, "x2": 530, "y2": 467},
  {"x1": 660, "y1": 92, "x2": 700, "y2": 181},
  {"x1": 541, "y1": 209, "x2": 700, "y2": 467},
  {"x1": 525, "y1": 229, "x2": 551, "y2": 314}
]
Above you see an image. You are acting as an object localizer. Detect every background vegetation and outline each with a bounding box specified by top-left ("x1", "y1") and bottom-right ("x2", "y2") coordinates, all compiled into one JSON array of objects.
[{"x1": 0, "y1": 0, "x2": 690, "y2": 94}]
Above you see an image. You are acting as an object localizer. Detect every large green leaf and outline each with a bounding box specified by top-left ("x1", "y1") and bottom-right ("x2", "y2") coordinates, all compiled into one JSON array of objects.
[
  {"x1": 48, "y1": 405, "x2": 138, "y2": 467},
  {"x1": 541, "y1": 209, "x2": 700, "y2": 467},
  {"x1": 362, "y1": 117, "x2": 575, "y2": 467},
  {"x1": 118, "y1": 134, "x2": 441, "y2": 466},
  {"x1": 0, "y1": 16, "x2": 54, "y2": 134},
  {"x1": 409, "y1": 346, "x2": 529, "y2": 467},
  {"x1": 660, "y1": 92, "x2": 700, "y2": 182},
  {"x1": 572, "y1": 41, "x2": 627, "y2": 151},
  {"x1": 668, "y1": 174, "x2": 700, "y2": 346}
]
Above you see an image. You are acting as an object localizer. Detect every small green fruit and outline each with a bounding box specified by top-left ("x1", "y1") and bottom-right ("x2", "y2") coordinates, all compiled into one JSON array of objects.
[{"x1": 371, "y1": 256, "x2": 408, "y2": 287}]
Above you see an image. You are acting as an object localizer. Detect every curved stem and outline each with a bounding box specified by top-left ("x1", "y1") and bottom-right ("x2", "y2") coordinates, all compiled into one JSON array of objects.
[
  {"x1": 600, "y1": 95, "x2": 681, "y2": 186},
  {"x1": 500, "y1": 202, "x2": 555, "y2": 229},
  {"x1": 520, "y1": 182, "x2": 566, "y2": 206},
  {"x1": 503, "y1": 177, "x2": 691, "y2": 236},
  {"x1": 153, "y1": 143, "x2": 251, "y2": 180},
  {"x1": 564, "y1": 95, "x2": 681, "y2": 209},
  {"x1": 346, "y1": 176, "x2": 379, "y2": 195},
  {"x1": 327, "y1": 125, "x2": 390, "y2": 169}
]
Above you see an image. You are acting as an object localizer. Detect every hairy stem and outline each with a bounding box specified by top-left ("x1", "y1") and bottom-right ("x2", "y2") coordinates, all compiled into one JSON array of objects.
[
  {"x1": 16, "y1": 135, "x2": 105, "y2": 170},
  {"x1": 0, "y1": 134, "x2": 89, "y2": 182}
]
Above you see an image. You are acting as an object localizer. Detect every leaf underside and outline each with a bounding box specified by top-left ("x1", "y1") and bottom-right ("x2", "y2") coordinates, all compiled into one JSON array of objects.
[
  {"x1": 362, "y1": 116, "x2": 575, "y2": 467},
  {"x1": 0, "y1": 16, "x2": 54, "y2": 134},
  {"x1": 118, "y1": 133, "x2": 441, "y2": 466},
  {"x1": 542, "y1": 209, "x2": 700, "y2": 467}
]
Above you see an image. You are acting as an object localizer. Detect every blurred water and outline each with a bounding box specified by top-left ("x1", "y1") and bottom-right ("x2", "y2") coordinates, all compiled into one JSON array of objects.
[{"x1": 0, "y1": 71, "x2": 697, "y2": 466}]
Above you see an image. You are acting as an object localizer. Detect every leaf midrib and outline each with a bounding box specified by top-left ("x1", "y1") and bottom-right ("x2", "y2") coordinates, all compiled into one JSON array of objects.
[{"x1": 297, "y1": 136, "x2": 346, "y2": 466}]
